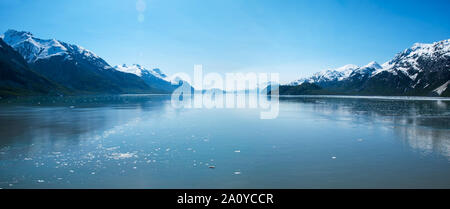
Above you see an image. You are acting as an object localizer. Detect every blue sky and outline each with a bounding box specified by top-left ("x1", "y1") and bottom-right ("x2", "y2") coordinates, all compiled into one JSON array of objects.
[{"x1": 1, "y1": 0, "x2": 449, "y2": 83}]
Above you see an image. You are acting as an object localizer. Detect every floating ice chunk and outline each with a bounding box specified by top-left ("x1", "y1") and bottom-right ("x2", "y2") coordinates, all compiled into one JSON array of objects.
[
  {"x1": 233, "y1": 171, "x2": 241, "y2": 175},
  {"x1": 24, "y1": 158, "x2": 32, "y2": 161},
  {"x1": 110, "y1": 152, "x2": 136, "y2": 160},
  {"x1": 37, "y1": 180, "x2": 45, "y2": 183},
  {"x1": 234, "y1": 150, "x2": 241, "y2": 153},
  {"x1": 105, "y1": 146, "x2": 120, "y2": 151},
  {"x1": 331, "y1": 156, "x2": 337, "y2": 159}
]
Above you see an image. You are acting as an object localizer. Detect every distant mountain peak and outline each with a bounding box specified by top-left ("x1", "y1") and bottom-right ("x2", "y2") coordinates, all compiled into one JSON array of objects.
[
  {"x1": 335, "y1": 64, "x2": 358, "y2": 72},
  {"x1": 114, "y1": 64, "x2": 169, "y2": 81},
  {"x1": 113, "y1": 64, "x2": 185, "y2": 93},
  {"x1": 114, "y1": 64, "x2": 144, "y2": 76},
  {"x1": 363, "y1": 61, "x2": 381, "y2": 69},
  {"x1": 288, "y1": 64, "x2": 360, "y2": 86},
  {"x1": 4, "y1": 29, "x2": 33, "y2": 39}
]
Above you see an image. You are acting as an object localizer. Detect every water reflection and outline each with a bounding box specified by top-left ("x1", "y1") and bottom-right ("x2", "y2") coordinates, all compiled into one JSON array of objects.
[
  {"x1": 280, "y1": 96, "x2": 450, "y2": 158},
  {"x1": 394, "y1": 117, "x2": 450, "y2": 158},
  {"x1": 0, "y1": 95, "x2": 170, "y2": 152},
  {"x1": 1, "y1": 95, "x2": 449, "y2": 159},
  {"x1": 0, "y1": 95, "x2": 449, "y2": 188}
]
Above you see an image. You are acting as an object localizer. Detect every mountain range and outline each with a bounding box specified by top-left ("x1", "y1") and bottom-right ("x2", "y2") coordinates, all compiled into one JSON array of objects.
[
  {"x1": 0, "y1": 29, "x2": 449, "y2": 97},
  {"x1": 0, "y1": 29, "x2": 181, "y2": 96},
  {"x1": 280, "y1": 39, "x2": 450, "y2": 97}
]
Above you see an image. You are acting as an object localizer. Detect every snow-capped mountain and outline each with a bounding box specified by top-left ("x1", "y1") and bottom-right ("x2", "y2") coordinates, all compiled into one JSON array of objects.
[
  {"x1": 114, "y1": 64, "x2": 169, "y2": 82},
  {"x1": 1, "y1": 29, "x2": 153, "y2": 94},
  {"x1": 372, "y1": 39, "x2": 450, "y2": 92},
  {"x1": 2, "y1": 30, "x2": 110, "y2": 70},
  {"x1": 114, "y1": 64, "x2": 181, "y2": 93},
  {"x1": 286, "y1": 39, "x2": 450, "y2": 96},
  {"x1": 289, "y1": 64, "x2": 359, "y2": 86},
  {"x1": 376, "y1": 39, "x2": 450, "y2": 76},
  {"x1": 0, "y1": 38, "x2": 65, "y2": 96},
  {"x1": 2, "y1": 28, "x2": 447, "y2": 96},
  {"x1": 355, "y1": 61, "x2": 382, "y2": 74}
]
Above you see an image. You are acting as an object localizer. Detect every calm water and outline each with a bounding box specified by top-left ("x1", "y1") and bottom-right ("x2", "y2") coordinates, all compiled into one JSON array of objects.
[{"x1": 0, "y1": 94, "x2": 449, "y2": 188}]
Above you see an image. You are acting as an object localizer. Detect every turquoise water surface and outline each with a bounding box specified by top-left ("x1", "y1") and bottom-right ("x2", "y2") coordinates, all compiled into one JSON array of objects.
[{"x1": 0, "y1": 95, "x2": 449, "y2": 188}]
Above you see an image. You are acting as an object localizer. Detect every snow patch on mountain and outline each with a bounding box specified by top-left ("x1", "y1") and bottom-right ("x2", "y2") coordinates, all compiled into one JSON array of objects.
[{"x1": 433, "y1": 81, "x2": 449, "y2": 96}]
